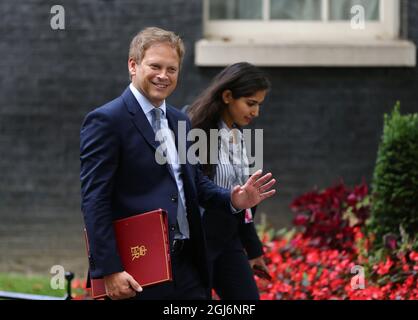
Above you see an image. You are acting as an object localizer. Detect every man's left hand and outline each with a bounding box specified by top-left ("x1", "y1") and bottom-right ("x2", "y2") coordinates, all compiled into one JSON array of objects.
[{"x1": 231, "y1": 170, "x2": 276, "y2": 210}]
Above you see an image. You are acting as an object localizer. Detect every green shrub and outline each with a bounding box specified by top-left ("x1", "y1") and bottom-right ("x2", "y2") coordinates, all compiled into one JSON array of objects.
[{"x1": 368, "y1": 102, "x2": 418, "y2": 247}]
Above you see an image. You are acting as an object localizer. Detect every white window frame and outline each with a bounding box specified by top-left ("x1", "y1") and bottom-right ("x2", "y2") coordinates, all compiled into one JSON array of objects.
[
  {"x1": 204, "y1": 0, "x2": 399, "y2": 41},
  {"x1": 196, "y1": 0, "x2": 416, "y2": 67}
]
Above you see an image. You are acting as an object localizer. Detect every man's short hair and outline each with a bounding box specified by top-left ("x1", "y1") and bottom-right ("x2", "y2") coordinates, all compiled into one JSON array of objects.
[{"x1": 129, "y1": 27, "x2": 185, "y2": 65}]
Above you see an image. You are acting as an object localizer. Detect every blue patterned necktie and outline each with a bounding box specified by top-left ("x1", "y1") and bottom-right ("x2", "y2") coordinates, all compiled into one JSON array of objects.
[
  {"x1": 151, "y1": 107, "x2": 162, "y2": 133},
  {"x1": 150, "y1": 108, "x2": 190, "y2": 239}
]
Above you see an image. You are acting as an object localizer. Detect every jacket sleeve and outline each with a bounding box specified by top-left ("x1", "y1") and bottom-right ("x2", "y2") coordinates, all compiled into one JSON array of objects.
[
  {"x1": 238, "y1": 207, "x2": 264, "y2": 259},
  {"x1": 184, "y1": 118, "x2": 232, "y2": 212},
  {"x1": 80, "y1": 110, "x2": 124, "y2": 278},
  {"x1": 195, "y1": 163, "x2": 231, "y2": 212}
]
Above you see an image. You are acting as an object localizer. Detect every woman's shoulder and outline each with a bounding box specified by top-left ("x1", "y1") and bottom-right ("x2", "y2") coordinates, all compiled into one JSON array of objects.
[{"x1": 166, "y1": 104, "x2": 191, "y2": 122}]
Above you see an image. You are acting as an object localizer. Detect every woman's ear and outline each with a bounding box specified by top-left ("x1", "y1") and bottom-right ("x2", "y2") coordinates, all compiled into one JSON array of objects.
[{"x1": 221, "y1": 90, "x2": 233, "y2": 105}]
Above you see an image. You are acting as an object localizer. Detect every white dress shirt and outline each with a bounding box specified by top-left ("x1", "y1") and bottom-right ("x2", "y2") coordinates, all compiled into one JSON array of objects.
[{"x1": 129, "y1": 83, "x2": 187, "y2": 215}]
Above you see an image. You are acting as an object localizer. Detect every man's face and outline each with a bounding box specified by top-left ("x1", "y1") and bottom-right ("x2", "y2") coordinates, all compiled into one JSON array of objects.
[{"x1": 129, "y1": 42, "x2": 180, "y2": 107}]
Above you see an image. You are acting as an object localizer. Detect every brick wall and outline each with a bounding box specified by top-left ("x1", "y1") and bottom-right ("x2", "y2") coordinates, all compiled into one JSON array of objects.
[{"x1": 0, "y1": 0, "x2": 417, "y2": 275}]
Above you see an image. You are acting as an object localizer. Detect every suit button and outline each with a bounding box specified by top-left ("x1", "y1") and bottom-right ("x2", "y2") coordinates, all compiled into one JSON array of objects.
[
  {"x1": 170, "y1": 226, "x2": 175, "y2": 231},
  {"x1": 171, "y1": 195, "x2": 178, "y2": 202}
]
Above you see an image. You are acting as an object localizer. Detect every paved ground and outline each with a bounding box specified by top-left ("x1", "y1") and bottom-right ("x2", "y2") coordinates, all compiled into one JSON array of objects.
[{"x1": 0, "y1": 212, "x2": 87, "y2": 278}]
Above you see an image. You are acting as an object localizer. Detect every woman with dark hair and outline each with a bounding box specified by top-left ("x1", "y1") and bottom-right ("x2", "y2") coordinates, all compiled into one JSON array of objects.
[{"x1": 187, "y1": 62, "x2": 272, "y2": 300}]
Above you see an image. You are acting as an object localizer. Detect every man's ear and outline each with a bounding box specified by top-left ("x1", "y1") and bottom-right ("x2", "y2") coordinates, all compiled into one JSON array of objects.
[
  {"x1": 222, "y1": 90, "x2": 233, "y2": 104},
  {"x1": 128, "y1": 58, "x2": 137, "y2": 77}
]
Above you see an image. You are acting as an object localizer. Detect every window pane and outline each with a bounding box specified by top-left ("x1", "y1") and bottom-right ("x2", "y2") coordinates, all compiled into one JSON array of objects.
[
  {"x1": 209, "y1": 0, "x2": 263, "y2": 20},
  {"x1": 329, "y1": 0, "x2": 379, "y2": 20},
  {"x1": 270, "y1": 0, "x2": 322, "y2": 20}
]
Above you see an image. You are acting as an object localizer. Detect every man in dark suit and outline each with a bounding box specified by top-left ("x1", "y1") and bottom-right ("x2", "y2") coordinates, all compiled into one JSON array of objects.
[{"x1": 80, "y1": 27, "x2": 276, "y2": 300}]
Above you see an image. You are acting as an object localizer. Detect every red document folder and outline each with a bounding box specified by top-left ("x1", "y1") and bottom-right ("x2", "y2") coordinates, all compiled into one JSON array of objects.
[{"x1": 84, "y1": 209, "x2": 172, "y2": 299}]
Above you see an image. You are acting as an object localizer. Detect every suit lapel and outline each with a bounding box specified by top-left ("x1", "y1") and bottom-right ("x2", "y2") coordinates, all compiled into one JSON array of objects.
[
  {"x1": 165, "y1": 106, "x2": 183, "y2": 182},
  {"x1": 167, "y1": 106, "x2": 190, "y2": 172},
  {"x1": 166, "y1": 107, "x2": 197, "y2": 196},
  {"x1": 166, "y1": 107, "x2": 179, "y2": 150},
  {"x1": 122, "y1": 87, "x2": 178, "y2": 182},
  {"x1": 122, "y1": 87, "x2": 159, "y2": 151}
]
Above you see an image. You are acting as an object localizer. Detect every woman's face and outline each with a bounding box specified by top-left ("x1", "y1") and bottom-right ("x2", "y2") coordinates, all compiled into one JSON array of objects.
[{"x1": 222, "y1": 89, "x2": 267, "y2": 128}]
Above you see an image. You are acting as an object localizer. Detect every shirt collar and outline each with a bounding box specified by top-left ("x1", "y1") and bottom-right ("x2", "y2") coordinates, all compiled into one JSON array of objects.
[
  {"x1": 129, "y1": 83, "x2": 166, "y2": 116},
  {"x1": 219, "y1": 119, "x2": 239, "y2": 131}
]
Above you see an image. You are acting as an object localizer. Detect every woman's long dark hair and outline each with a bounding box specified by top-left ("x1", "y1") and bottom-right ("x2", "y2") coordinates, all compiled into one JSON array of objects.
[{"x1": 187, "y1": 62, "x2": 270, "y2": 178}]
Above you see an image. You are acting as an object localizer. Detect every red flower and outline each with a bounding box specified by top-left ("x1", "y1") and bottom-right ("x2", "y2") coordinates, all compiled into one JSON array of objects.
[
  {"x1": 257, "y1": 182, "x2": 416, "y2": 301},
  {"x1": 409, "y1": 252, "x2": 418, "y2": 262},
  {"x1": 260, "y1": 292, "x2": 275, "y2": 300},
  {"x1": 306, "y1": 251, "x2": 320, "y2": 265},
  {"x1": 375, "y1": 257, "x2": 394, "y2": 275},
  {"x1": 293, "y1": 214, "x2": 309, "y2": 226},
  {"x1": 289, "y1": 182, "x2": 370, "y2": 252}
]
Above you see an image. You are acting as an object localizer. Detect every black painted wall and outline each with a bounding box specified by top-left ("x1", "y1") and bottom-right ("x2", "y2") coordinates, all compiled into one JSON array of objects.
[{"x1": 0, "y1": 0, "x2": 417, "y2": 275}]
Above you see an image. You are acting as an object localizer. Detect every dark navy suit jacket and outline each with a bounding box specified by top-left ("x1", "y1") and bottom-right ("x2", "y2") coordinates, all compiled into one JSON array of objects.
[{"x1": 80, "y1": 87, "x2": 231, "y2": 284}]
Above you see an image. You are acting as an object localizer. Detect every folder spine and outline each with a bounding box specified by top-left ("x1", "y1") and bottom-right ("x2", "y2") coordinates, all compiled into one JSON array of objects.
[{"x1": 161, "y1": 211, "x2": 172, "y2": 280}]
